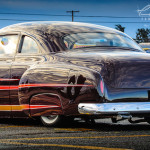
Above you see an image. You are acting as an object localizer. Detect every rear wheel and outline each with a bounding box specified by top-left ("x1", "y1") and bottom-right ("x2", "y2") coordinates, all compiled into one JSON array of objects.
[
  {"x1": 40, "y1": 115, "x2": 74, "y2": 127},
  {"x1": 40, "y1": 115, "x2": 62, "y2": 126}
]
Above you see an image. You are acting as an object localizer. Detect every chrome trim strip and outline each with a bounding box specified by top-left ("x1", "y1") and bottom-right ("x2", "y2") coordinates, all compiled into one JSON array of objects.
[{"x1": 78, "y1": 102, "x2": 150, "y2": 114}]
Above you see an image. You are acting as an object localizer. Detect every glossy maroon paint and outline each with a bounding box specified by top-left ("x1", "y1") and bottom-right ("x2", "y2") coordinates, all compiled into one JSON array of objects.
[{"x1": 0, "y1": 22, "x2": 149, "y2": 119}]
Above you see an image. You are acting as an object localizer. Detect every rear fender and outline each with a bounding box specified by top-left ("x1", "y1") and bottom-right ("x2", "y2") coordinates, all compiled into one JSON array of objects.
[
  {"x1": 18, "y1": 63, "x2": 70, "y2": 116},
  {"x1": 18, "y1": 63, "x2": 103, "y2": 116}
]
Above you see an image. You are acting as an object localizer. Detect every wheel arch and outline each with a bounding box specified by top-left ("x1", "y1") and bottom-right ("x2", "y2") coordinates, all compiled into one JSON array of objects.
[{"x1": 29, "y1": 93, "x2": 63, "y2": 117}]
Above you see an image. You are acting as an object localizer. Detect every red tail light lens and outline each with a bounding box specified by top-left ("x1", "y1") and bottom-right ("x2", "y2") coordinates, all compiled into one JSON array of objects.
[{"x1": 100, "y1": 80, "x2": 104, "y2": 94}]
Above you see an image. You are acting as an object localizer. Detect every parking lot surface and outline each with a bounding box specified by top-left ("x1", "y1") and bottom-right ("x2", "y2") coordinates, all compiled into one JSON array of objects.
[{"x1": 0, "y1": 118, "x2": 150, "y2": 150}]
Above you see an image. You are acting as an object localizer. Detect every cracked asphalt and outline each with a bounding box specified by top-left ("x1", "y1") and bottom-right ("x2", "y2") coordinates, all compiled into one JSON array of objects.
[{"x1": 0, "y1": 118, "x2": 150, "y2": 150}]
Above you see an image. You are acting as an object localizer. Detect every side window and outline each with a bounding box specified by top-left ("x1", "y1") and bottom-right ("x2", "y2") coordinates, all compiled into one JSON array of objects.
[
  {"x1": 0, "y1": 35, "x2": 18, "y2": 55},
  {"x1": 21, "y1": 36, "x2": 39, "y2": 53}
]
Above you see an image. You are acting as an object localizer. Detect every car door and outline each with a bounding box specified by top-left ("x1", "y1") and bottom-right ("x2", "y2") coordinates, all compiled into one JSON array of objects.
[
  {"x1": 0, "y1": 34, "x2": 19, "y2": 117},
  {"x1": 11, "y1": 34, "x2": 45, "y2": 117}
]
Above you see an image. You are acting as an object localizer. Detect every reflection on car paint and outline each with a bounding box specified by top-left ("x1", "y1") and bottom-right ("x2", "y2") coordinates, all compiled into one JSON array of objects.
[{"x1": 0, "y1": 22, "x2": 149, "y2": 126}]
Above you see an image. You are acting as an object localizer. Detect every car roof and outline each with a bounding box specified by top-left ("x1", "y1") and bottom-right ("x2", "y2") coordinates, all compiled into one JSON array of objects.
[{"x1": 0, "y1": 21, "x2": 129, "y2": 38}]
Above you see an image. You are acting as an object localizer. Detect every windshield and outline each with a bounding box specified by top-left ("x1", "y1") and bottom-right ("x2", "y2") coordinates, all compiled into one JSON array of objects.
[{"x1": 64, "y1": 32, "x2": 142, "y2": 51}]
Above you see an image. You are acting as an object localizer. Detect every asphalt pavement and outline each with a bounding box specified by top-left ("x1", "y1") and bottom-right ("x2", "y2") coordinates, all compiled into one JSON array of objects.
[{"x1": 0, "y1": 117, "x2": 150, "y2": 150}]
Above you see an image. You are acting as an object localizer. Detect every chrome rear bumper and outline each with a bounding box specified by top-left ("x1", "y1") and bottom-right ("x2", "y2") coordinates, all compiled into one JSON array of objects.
[{"x1": 78, "y1": 102, "x2": 150, "y2": 115}]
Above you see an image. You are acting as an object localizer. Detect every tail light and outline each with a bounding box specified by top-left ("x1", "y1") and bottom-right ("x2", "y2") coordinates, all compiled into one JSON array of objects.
[{"x1": 100, "y1": 80, "x2": 104, "y2": 95}]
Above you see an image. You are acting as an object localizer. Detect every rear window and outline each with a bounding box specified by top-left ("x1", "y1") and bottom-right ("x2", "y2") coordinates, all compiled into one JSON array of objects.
[{"x1": 64, "y1": 32, "x2": 142, "y2": 51}]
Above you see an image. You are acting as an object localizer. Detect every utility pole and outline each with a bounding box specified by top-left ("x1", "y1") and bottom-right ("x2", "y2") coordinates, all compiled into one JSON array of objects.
[{"x1": 66, "y1": 10, "x2": 80, "y2": 22}]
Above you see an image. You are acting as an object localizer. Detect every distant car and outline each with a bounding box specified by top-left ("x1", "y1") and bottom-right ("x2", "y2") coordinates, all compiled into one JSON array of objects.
[
  {"x1": 0, "y1": 21, "x2": 150, "y2": 126},
  {"x1": 139, "y1": 43, "x2": 150, "y2": 53}
]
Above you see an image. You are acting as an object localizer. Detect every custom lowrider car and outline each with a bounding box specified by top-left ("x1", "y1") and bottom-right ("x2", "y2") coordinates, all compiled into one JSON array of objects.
[{"x1": 0, "y1": 21, "x2": 150, "y2": 126}]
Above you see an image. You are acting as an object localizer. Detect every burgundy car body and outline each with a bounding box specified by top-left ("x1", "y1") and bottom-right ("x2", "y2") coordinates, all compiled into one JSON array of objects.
[{"x1": 0, "y1": 21, "x2": 149, "y2": 126}]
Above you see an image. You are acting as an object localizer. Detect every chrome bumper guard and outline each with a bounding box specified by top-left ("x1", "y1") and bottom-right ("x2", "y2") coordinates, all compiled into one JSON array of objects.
[{"x1": 78, "y1": 102, "x2": 150, "y2": 115}]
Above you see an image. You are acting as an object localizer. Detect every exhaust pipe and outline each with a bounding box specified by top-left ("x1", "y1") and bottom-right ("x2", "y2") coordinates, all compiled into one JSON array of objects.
[
  {"x1": 111, "y1": 112, "x2": 132, "y2": 123},
  {"x1": 112, "y1": 113, "x2": 146, "y2": 124}
]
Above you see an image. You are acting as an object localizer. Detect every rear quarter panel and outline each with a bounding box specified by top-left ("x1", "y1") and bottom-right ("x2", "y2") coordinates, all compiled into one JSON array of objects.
[{"x1": 18, "y1": 62, "x2": 102, "y2": 116}]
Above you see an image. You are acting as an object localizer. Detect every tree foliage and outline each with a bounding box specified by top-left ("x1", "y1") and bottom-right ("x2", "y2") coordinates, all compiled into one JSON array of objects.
[
  {"x1": 115, "y1": 24, "x2": 125, "y2": 32},
  {"x1": 136, "y1": 28, "x2": 150, "y2": 43}
]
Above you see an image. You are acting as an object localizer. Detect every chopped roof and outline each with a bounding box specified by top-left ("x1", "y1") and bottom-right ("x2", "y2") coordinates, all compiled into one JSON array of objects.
[{"x1": 0, "y1": 21, "x2": 126, "y2": 37}]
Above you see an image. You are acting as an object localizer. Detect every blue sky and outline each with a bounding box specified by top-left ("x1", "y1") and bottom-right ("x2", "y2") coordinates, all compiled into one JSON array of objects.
[{"x1": 0, "y1": 0, "x2": 150, "y2": 38}]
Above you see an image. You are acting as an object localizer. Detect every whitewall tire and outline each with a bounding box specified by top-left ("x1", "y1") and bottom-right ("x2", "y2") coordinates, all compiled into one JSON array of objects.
[{"x1": 40, "y1": 115, "x2": 61, "y2": 126}]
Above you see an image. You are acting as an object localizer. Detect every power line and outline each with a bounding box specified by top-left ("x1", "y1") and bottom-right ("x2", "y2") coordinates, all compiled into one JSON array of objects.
[
  {"x1": 0, "y1": 18, "x2": 44, "y2": 21},
  {"x1": 0, "y1": 12, "x2": 146, "y2": 18},
  {"x1": 80, "y1": 21, "x2": 150, "y2": 23},
  {"x1": 0, "y1": 18, "x2": 149, "y2": 23},
  {"x1": 0, "y1": 12, "x2": 71, "y2": 17},
  {"x1": 66, "y1": 10, "x2": 80, "y2": 22},
  {"x1": 75, "y1": 15, "x2": 145, "y2": 18}
]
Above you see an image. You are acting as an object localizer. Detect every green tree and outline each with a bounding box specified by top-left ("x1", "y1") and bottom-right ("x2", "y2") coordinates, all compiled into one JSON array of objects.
[
  {"x1": 115, "y1": 24, "x2": 125, "y2": 32},
  {"x1": 136, "y1": 28, "x2": 150, "y2": 43}
]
